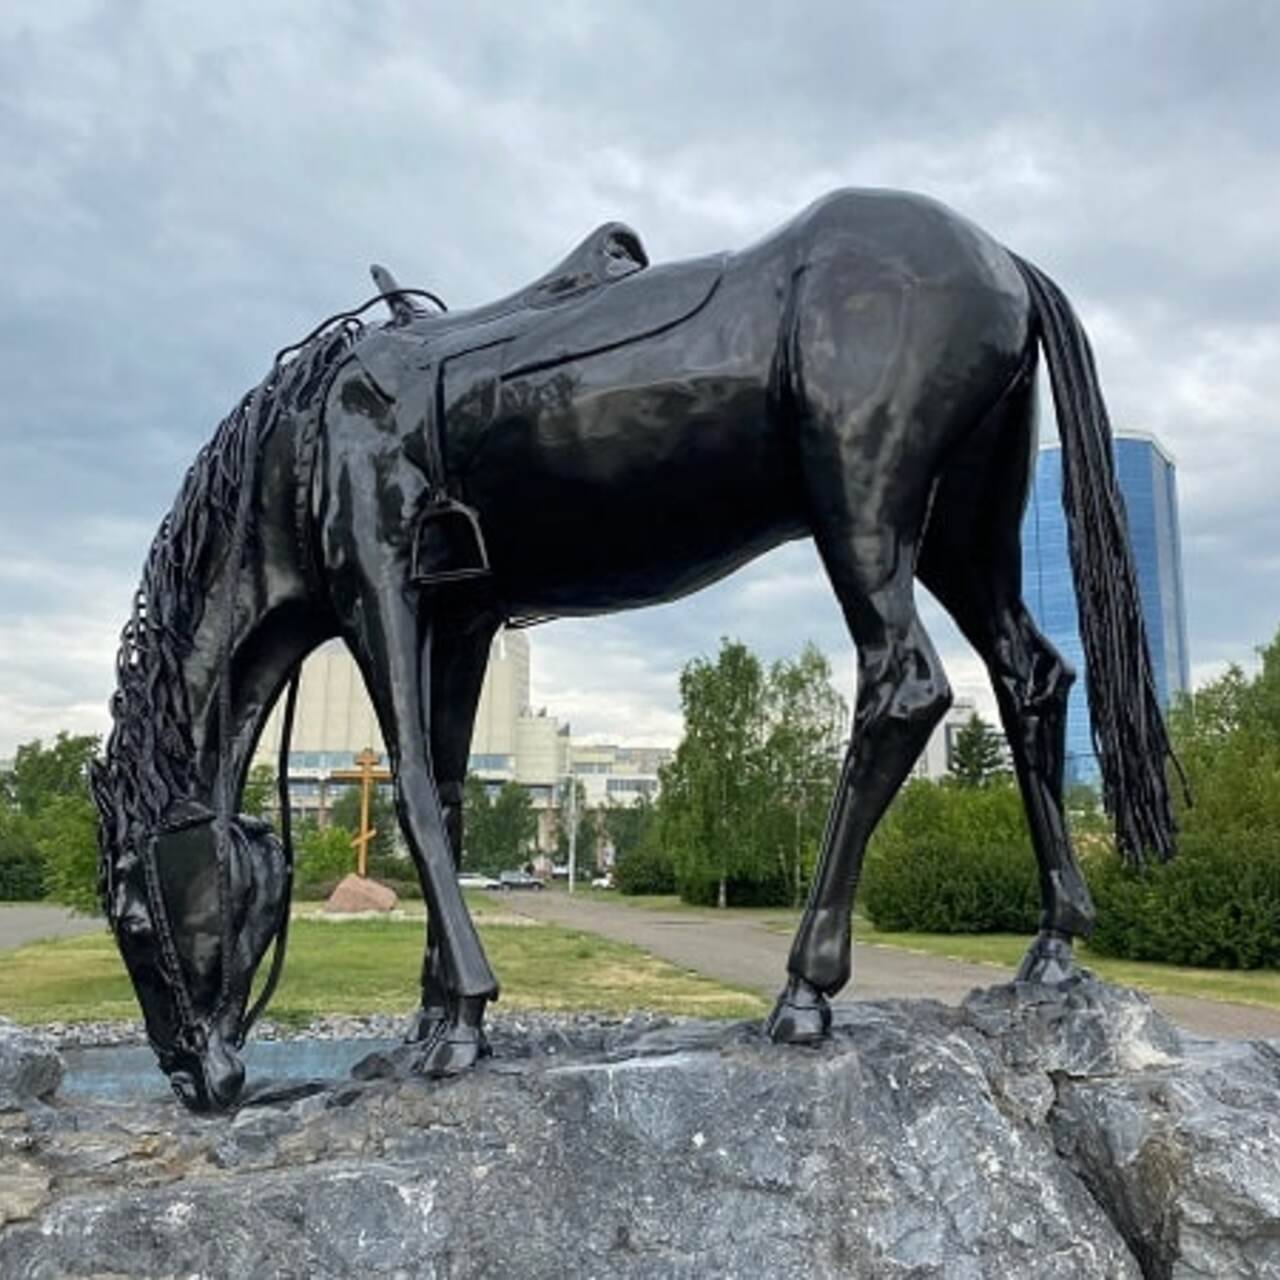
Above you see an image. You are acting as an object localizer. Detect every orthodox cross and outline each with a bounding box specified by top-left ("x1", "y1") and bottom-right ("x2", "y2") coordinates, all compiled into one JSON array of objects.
[{"x1": 328, "y1": 748, "x2": 392, "y2": 876}]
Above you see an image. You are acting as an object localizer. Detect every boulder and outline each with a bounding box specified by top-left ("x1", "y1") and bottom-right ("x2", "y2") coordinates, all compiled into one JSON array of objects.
[
  {"x1": 323, "y1": 873, "x2": 398, "y2": 914},
  {"x1": 0, "y1": 1018, "x2": 62, "y2": 1111},
  {"x1": 2, "y1": 980, "x2": 1278, "y2": 1277}
]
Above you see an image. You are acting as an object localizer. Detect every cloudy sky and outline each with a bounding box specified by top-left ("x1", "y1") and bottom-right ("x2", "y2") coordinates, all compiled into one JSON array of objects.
[{"x1": 2, "y1": 0, "x2": 1277, "y2": 754}]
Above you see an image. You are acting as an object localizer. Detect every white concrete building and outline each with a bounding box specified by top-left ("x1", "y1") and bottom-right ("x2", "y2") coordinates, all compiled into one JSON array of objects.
[{"x1": 252, "y1": 631, "x2": 668, "y2": 851}]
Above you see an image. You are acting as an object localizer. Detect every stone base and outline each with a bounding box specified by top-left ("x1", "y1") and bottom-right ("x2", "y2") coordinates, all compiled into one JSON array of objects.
[
  {"x1": 324, "y1": 873, "x2": 399, "y2": 914},
  {"x1": 3, "y1": 979, "x2": 1279, "y2": 1277}
]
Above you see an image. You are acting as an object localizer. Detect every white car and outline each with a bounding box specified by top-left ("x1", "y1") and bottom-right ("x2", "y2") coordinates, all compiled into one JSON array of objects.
[{"x1": 457, "y1": 873, "x2": 501, "y2": 890}]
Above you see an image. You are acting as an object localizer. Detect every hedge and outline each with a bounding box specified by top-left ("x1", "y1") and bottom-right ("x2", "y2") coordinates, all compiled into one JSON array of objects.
[
  {"x1": 1085, "y1": 831, "x2": 1280, "y2": 969},
  {"x1": 0, "y1": 843, "x2": 46, "y2": 902},
  {"x1": 861, "y1": 780, "x2": 1040, "y2": 934},
  {"x1": 613, "y1": 842, "x2": 676, "y2": 896}
]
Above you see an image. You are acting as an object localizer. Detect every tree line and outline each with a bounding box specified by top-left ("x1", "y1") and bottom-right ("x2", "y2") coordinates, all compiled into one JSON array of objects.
[{"x1": 11, "y1": 627, "x2": 1280, "y2": 971}]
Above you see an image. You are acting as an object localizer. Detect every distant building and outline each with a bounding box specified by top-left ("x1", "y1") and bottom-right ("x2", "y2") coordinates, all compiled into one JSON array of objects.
[
  {"x1": 253, "y1": 631, "x2": 667, "y2": 851},
  {"x1": 1021, "y1": 430, "x2": 1190, "y2": 787},
  {"x1": 569, "y1": 743, "x2": 670, "y2": 808}
]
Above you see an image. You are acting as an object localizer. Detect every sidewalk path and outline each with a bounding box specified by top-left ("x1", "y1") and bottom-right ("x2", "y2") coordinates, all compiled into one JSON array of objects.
[
  {"x1": 0, "y1": 905, "x2": 105, "y2": 953},
  {"x1": 505, "y1": 890, "x2": 1280, "y2": 1041}
]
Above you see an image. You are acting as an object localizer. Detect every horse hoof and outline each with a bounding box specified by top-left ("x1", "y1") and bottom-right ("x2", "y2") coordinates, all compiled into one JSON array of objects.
[
  {"x1": 409, "y1": 995, "x2": 492, "y2": 1077},
  {"x1": 404, "y1": 1005, "x2": 448, "y2": 1045},
  {"x1": 1016, "y1": 931, "x2": 1078, "y2": 985},
  {"x1": 766, "y1": 977, "x2": 832, "y2": 1045},
  {"x1": 411, "y1": 1024, "x2": 491, "y2": 1077}
]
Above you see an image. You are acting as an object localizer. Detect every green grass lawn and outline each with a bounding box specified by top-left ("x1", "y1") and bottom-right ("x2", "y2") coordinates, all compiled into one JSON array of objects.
[{"x1": 0, "y1": 916, "x2": 766, "y2": 1027}]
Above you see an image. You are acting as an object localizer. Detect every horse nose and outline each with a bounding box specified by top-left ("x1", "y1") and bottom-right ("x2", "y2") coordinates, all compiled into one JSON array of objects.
[
  {"x1": 169, "y1": 1034, "x2": 245, "y2": 1112},
  {"x1": 201, "y1": 1035, "x2": 246, "y2": 1111}
]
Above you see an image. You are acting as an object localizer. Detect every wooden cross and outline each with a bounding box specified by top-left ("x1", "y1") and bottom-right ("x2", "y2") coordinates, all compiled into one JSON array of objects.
[{"x1": 328, "y1": 748, "x2": 392, "y2": 877}]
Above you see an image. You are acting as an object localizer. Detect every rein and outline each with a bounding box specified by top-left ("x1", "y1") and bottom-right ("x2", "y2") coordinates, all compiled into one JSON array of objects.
[{"x1": 237, "y1": 663, "x2": 300, "y2": 1044}]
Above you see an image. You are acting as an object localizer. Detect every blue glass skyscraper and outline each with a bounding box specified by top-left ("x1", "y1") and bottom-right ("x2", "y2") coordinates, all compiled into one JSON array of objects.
[{"x1": 1021, "y1": 431, "x2": 1190, "y2": 787}]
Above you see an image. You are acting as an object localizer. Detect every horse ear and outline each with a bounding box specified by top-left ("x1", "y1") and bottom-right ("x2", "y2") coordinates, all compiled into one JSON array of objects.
[{"x1": 370, "y1": 264, "x2": 419, "y2": 325}]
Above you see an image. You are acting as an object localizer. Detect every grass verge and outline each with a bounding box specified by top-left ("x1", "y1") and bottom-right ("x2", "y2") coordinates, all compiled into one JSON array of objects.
[{"x1": 0, "y1": 917, "x2": 766, "y2": 1026}]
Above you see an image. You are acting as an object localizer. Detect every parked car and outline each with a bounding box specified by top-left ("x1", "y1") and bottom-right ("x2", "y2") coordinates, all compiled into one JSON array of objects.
[
  {"x1": 458, "y1": 873, "x2": 501, "y2": 890},
  {"x1": 498, "y1": 870, "x2": 545, "y2": 891}
]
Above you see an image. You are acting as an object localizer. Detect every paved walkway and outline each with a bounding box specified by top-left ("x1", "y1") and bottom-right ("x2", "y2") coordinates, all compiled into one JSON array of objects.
[
  {"x1": 506, "y1": 891, "x2": 1280, "y2": 1041},
  {"x1": 0, "y1": 905, "x2": 104, "y2": 953}
]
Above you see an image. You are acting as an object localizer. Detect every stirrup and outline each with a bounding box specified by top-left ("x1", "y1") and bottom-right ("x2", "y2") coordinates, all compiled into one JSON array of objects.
[{"x1": 410, "y1": 495, "x2": 491, "y2": 585}]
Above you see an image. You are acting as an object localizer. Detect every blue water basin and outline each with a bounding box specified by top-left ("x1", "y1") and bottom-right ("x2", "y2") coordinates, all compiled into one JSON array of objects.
[{"x1": 59, "y1": 1038, "x2": 398, "y2": 1103}]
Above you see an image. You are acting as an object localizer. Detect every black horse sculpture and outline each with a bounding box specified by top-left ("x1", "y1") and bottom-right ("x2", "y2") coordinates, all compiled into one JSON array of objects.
[{"x1": 92, "y1": 189, "x2": 1177, "y2": 1111}]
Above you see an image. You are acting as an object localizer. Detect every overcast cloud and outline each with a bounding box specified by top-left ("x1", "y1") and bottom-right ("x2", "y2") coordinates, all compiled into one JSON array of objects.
[{"x1": 1, "y1": 0, "x2": 1277, "y2": 753}]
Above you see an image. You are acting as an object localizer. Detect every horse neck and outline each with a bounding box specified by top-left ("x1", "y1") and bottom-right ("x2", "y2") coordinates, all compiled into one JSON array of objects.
[{"x1": 183, "y1": 581, "x2": 332, "y2": 817}]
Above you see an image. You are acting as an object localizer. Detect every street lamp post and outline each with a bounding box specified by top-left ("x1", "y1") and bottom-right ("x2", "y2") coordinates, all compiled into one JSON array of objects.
[{"x1": 567, "y1": 773, "x2": 578, "y2": 895}]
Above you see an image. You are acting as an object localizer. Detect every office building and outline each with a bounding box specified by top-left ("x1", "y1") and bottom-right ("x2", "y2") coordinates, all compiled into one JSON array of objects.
[{"x1": 1021, "y1": 430, "x2": 1190, "y2": 787}]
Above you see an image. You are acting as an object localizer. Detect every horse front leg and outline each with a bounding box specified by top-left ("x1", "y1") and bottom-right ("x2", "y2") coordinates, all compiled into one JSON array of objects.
[
  {"x1": 406, "y1": 613, "x2": 501, "y2": 1044},
  {"x1": 342, "y1": 583, "x2": 498, "y2": 1075}
]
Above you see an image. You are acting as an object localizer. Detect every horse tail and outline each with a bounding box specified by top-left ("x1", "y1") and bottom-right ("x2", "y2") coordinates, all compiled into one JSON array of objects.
[{"x1": 1013, "y1": 254, "x2": 1184, "y2": 866}]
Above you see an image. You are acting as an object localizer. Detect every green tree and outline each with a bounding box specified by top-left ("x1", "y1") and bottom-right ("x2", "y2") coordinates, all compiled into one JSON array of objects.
[
  {"x1": 658, "y1": 639, "x2": 848, "y2": 908},
  {"x1": 1, "y1": 733, "x2": 101, "y2": 911},
  {"x1": 759, "y1": 644, "x2": 847, "y2": 905},
  {"x1": 3, "y1": 732, "x2": 99, "y2": 815},
  {"x1": 328, "y1": 784, "x2": 397, "y2": 863},
  {"x1": 660, "y1": 639, "x2": 768, "y2": 907},
  {"x1": 947, "y1": 713, "x2": 1005, "y2": 788},
  {"x1": 602, "y1": 794, "x2": 657, "y2": 864},
  {"x1": 0, "y1": 811, "x2": 46, "y2": 901},
  {"x1": 241, "y1": 763, "x2": 276, "y2": 818},
  {"x1": 1160, "y1": 634, "x2": 1280, "y2": 842},
  {"x1": 34, "y1": 795, "x2": 103, "y2": 914},
  {"x1": 463, "y1": 776, "x2": 537, "y2": 874},
  {"x1": 295, "y1": 823, "x2": 357, "y2": 894}
]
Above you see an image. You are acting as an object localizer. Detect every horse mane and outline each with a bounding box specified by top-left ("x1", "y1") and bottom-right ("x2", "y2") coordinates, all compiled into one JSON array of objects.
[{"x1": 91, "y1": 314, "x2": 369, "y2": 922}]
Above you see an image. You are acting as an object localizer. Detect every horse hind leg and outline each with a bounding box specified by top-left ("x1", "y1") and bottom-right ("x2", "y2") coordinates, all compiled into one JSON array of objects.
[
  {"x1": 917, "y1": 360, "x2": 1095, "y2": 984},
  {"x1": 772, "y1": 518, "x2": 953, "y2": 1041}
]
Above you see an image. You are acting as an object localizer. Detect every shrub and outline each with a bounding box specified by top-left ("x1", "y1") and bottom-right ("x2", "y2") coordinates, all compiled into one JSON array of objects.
[
  {"x1": 0, "y1": 818, "x2": 46, "y2": 901},
  {"x1": 614, "y1": 842, "x2": 676, "y2": 895},
  {"x1": 1086, "y1": 831, "x2": 1280, "y2": 969},
  {"x1": 31, "y1": 796, "x2": 100, "y2": 915},
  {"x1": 295, "y1": 825, "x2": 355, "y2": 896},
  {"x1": 861, "y1": 780, "x2": 1040, "y2": 933},
  {"x1": 677, "y1": 868, "x2": 791, "y2": 908}
]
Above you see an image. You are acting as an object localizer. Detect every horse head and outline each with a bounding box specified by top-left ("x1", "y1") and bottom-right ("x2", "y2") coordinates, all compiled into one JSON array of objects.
[{"x1": 108, "y1": 808, "x2": 290, "y2": 1111}]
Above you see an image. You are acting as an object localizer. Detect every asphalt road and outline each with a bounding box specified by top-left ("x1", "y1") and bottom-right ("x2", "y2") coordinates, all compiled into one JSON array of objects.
[
  {"x1": 505, "y1": 890, "x2": 1280, "y2": 1041},
  {"x1": 0, "y1": 905, "x2": 105, "y2": 953}
]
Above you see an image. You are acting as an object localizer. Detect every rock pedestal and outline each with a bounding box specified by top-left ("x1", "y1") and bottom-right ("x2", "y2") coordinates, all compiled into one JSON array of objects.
[{"x1": 2, "y1": 980, "x2": 1278, "y2": 1278}]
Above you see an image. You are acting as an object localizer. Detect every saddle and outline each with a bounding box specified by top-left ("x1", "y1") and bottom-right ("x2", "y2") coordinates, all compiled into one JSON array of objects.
[{"x1": 353, "y1": 223, "x2": 724, "y2": 586}]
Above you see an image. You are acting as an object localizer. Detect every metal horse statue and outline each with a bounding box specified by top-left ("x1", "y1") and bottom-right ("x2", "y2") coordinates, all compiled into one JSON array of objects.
[{"x1": 92, "y1": 189, "x2": 1178, "y2": 1111}]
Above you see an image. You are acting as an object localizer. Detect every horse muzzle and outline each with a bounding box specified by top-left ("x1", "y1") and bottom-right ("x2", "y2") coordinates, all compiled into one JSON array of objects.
[{"x1": 166, "y1": 1030, "x2": 245, "y2": 1113}]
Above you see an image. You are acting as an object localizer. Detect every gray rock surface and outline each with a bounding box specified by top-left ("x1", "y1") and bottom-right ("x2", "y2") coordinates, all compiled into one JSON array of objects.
[
  {"x1": 0, "y1": 980, "x2": 1277, "y2": 1278},
  {"x1": 0, "y1": 1018, "x2": 62, "y2": 1111}
]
